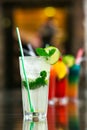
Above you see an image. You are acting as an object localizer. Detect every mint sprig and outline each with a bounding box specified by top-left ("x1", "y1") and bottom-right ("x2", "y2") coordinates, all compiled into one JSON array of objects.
[
  {"x1": 40, "y1": 70, "x2": 47, "y2": 78},
  {"x1": 36, "y1": 48, "x2": 48, "y2": 56},
  {"x1": 22, "y1": 70, "x2": 48, "y2": 90},
  {"x1": 48, "y1": 49, "x2": 56, "y2": 56},
  {"x1": 36, "y1": 48, "x2": 56, "y2": 57}
]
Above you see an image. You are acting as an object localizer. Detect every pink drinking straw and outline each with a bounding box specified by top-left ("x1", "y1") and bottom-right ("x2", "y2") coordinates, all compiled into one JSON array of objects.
[{"x1": 75, "y1": 48, "x2": 84, "y2": 65}]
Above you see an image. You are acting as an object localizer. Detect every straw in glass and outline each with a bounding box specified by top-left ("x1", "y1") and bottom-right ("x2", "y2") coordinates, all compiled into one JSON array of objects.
[
  {"x1": 30, "y1": 122, "x2": 34, "y2": 130},
  {"x1": 16, "y1": 27, "x2": 34, "y2": 112}
]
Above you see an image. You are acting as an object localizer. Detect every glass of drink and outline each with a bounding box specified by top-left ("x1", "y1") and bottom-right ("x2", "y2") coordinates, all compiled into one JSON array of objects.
[
  {"x1": 48, "y1": 66, "x2": 56, "y2": 105},
  {"x1": 19, "y1": 56, "x2": 50, "y2": 121},
  {"x1": 68, "y1": 64, "x2": 81, "y2": 102},
  {"x1": 54, "y1": 59, "x2": 68, "y2": 105}
]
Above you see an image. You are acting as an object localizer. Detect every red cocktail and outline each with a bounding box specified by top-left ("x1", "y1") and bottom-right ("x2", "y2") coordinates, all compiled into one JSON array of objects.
[
  {"x1": 48, "y1": 66, "x2": 56, "y2": 105},
  {"x1": 54, "y1": 60, "x2": 68, "y2": 105}
]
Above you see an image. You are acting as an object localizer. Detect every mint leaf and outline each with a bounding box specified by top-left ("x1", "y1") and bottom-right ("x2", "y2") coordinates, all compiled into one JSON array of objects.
[
  {"x1": 36, "y1": 77, "x2": 46, "y2": 86},
  {"x1": 36, "y1": 48, "x2": 48, "y2": 56},
  {"x1": 29, "y1": 77, "x2": 47, "y2": 89},
  {"x1": 36, "y1": 48, "x2": 56, "y2": 58},
  {"x1": 48, "y1": 49, "x2": 56, "y2": 56},
  {"x1": 22, "y1": 70, "x2": 48, "y2": 90},
  {"x1": 22, "y1": 81, "x2": 27, "y2": 89},
  {"x1": 40, "y1": 70, "x2": 47, "y2": 78}
]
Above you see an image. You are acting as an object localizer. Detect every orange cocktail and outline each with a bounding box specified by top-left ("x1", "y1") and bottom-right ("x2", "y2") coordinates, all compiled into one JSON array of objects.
[{"x1": 54, "y1": 59, "x2": 68, "y2": 105}]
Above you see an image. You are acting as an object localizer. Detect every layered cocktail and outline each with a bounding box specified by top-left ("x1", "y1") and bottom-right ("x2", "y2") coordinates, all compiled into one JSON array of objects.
[
  {"x1": 63, "y1": 54, "x2": 81, "y2": 102},
  {"x1": 68, "y1": 64, "x2": 80, "y2": 100}
]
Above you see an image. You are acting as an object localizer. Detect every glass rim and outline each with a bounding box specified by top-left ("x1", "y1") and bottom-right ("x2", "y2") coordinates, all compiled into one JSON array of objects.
[{"x1": 19, "y1": 56, "x2": 47, "y2": 59}]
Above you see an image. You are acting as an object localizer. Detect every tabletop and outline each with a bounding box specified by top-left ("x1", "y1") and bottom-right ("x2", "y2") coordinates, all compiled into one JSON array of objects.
[{"x1": 0, "y1": 89, "x2": 87, "y2": 130}]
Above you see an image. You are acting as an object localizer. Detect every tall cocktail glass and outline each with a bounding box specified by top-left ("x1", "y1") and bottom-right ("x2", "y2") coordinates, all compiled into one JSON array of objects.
[
  {"x1": 54, "y1": 60, "x2": 68, "y2": 105},
  {"x1": 68, "y1": 64, "x2": 80, "y2": 102},
  {"x1": 19, "y1": 56, "x2": 50, "y2": 121},
  {"x1": 48, "y1": 66, "x2": 56, "y2": 105}
]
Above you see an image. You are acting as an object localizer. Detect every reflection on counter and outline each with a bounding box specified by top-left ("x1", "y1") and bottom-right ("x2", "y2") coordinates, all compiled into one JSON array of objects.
[
  {"x1": 23, "y1": 120, "x2": 48, "y2": 130},
  {"x1": 47, "y1": 105, "x2": 56, "y2": 130},
  {"x1": 55, "y1": 104, "x2": 68, "y2": 130},
  {"x1": 47, "y1": 101, "x2": 81, "y2": 130},
  {"x1": 68, "y1": 101, "x2": 80, "y2": 130},
  {"x1": 0, "y1": 90, "x2": 84, "y2": 130}
]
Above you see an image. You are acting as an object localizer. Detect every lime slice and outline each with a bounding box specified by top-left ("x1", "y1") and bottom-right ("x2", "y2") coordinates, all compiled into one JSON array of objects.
[
  {"x1": 45, "y1": 46, "x2": 60, "y2": 65},
  {"x1": 63, "y1": 55, "x2": 75, "y2": 67}
]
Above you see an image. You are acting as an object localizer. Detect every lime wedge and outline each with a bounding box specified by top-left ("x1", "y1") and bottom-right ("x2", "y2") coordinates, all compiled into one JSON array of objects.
[
  {"x1": 45, "y1": 46, "x2": 60, "y2": 65},
  {"x1": 63, "y1": 55, "x2": 75, "y2": 67}
]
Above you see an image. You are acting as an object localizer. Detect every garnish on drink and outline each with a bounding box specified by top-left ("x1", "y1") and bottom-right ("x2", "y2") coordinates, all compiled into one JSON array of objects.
[
  {"x1": 53, "y1": 60, "x2": 68, "y2": 80},
  {"x1": 62, "y1": 55, "x2": 75, "y2": 67},
  {"x1": 22, "y1": 70, "x2": 48, "y2": 90},
  {"x1": 23, "y1": 46, "x2": 60, "y2": 90},
  {"x1": 36, "y1": 46, "x2": 60, "y2": 65}
]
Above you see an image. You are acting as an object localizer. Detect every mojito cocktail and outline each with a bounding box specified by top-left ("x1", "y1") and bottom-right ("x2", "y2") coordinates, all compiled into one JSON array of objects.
[{"x1": 19, "y1": 56, "x2": 50, "y2": 121}]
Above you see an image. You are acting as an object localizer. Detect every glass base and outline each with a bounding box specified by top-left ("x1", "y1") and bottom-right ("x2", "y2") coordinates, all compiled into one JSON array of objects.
[
  {"x1": 24, "y1": 111, "x2": 47, "y2": 121},
  {"x1": 55, "y1": 97, "x2": 68, "y2": 105},
  {"x1": 68, "y1": 98, "x2": 79, "y2": 103},
  {"x1": 48, "y1": 99, "x2": 56, "y2": 105}
]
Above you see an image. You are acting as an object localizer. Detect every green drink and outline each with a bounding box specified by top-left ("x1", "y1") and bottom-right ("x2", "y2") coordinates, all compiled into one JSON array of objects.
[{"x1": 19, "y1": 56, "x2": 50, "y2": 121}]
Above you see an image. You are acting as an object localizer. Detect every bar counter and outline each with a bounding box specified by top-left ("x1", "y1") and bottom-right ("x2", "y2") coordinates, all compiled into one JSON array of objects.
[{"x1": 0, "y1": 89, "x2": 86, "y2": 130}]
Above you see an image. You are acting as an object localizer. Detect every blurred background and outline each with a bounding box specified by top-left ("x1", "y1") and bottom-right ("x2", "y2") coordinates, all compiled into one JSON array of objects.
[
  {"x1": 0, "y1": 0, "x2": 85, "y2": 90},
  {"x1": 0, "y1": 0, "x2": 87, "y2": 130}
]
